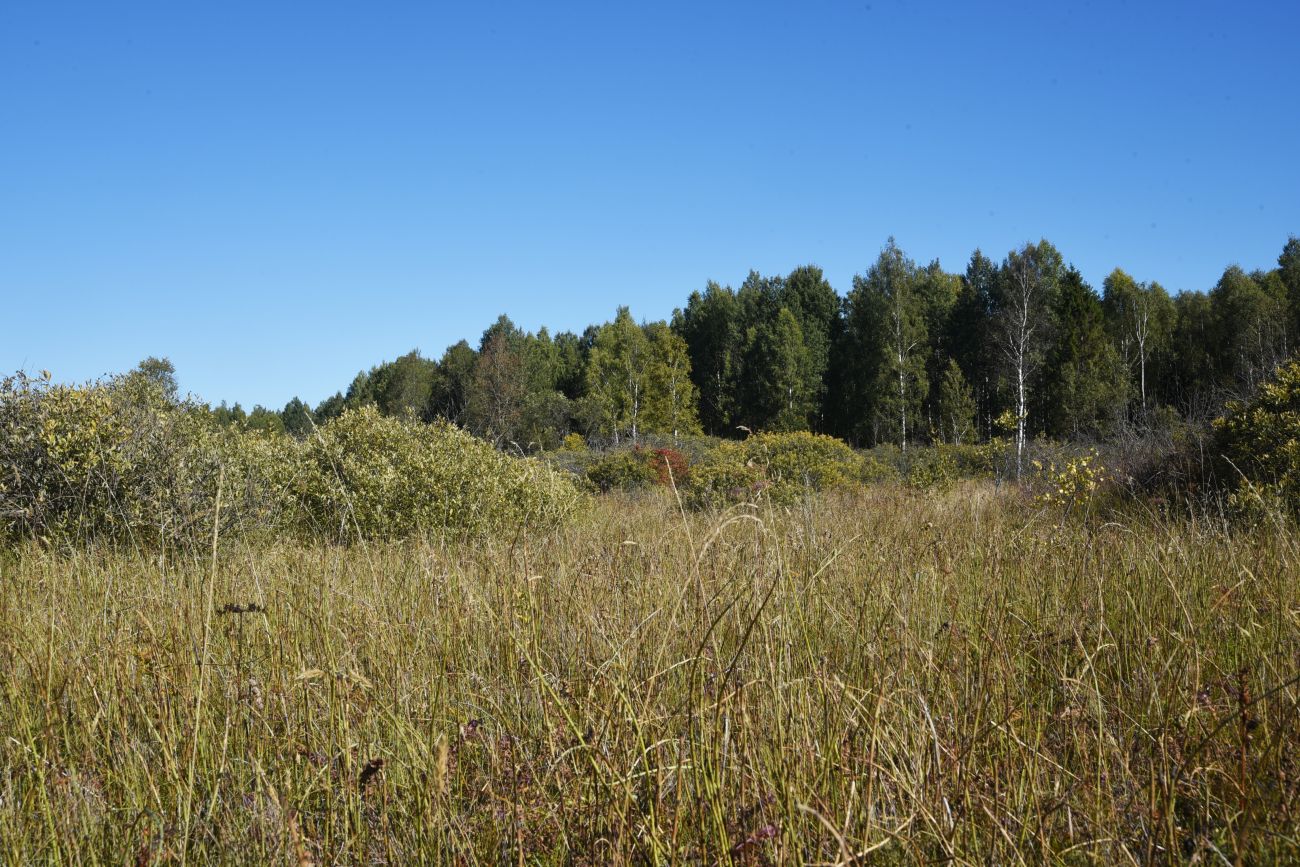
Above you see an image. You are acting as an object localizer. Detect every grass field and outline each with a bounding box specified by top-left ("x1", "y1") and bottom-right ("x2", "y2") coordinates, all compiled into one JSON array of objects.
[{"x1": 2, "y1": 482, "x2": 1298, "y2": 864}]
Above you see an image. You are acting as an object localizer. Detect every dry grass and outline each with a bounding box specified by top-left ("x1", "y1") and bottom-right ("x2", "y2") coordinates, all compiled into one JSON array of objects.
[{"x1": 1, "y1": 481, "x2": 1298, "y2": 864}]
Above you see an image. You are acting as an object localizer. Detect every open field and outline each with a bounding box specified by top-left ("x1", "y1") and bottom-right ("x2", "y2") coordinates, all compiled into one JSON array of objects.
[{"x1": 2, "y1": 483, "x2": 1298, "y2": 864}]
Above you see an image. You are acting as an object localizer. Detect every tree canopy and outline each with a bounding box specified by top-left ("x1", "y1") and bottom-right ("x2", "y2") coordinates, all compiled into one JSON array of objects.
[{"x1": 188, "y1": 235, "x2": 1300, "y2": 454}]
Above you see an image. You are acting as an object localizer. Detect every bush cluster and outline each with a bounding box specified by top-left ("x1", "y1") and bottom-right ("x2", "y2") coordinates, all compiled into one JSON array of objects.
[
  {"x1": 0, "y1": 372, "x2": 290, "y2": 547},
  {"x1": 584, "y1": 444, "x2": 690, "y2": 493},
  {"x1": 293, "y1": 406, "x2": 583, "y2": 541},
  {"x1": 1214, "y1": 358, "x2": 1300, "y2": 518},
  {"x1": 904, "y1": 443, "x2": 998, "y2": 490},
  {"x1": 0, "y1": 374, "x2": 583, "y2": 548},
  {"x1": 685, "y1": 430, "x2": 897, "y2": 509}
]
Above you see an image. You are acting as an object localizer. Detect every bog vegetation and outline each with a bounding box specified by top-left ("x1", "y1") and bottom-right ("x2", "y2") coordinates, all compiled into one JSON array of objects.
[
  {"x1": 3, "y1": 235, "x2": 1300, "y2": 862},
  {"x1": 0, "y1": 371, "x2": 581, "y2": 549}
]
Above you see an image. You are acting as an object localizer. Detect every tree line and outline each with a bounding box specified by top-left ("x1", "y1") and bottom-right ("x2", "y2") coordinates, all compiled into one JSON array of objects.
[{"x1": 215, "y1": 235, "x2": 1300, "y2": 462}]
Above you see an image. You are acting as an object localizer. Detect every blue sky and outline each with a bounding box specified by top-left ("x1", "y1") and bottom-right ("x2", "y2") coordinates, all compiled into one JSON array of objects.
[{"x1": 3, "y1": 1, "x2": 1298, "y2": 409}]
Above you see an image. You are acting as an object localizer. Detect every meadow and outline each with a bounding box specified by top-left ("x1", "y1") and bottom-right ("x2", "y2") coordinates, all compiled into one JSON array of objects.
[{"x1": 3, "y1": 482, "x2": 1298, "y2": 864}]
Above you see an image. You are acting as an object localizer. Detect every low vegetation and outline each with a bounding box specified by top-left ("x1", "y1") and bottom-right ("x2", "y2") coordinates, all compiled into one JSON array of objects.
[
  {"x1": 2, "y1": 484, "x2": 1299, "y2": 863},
  {"x1": 1215, "y1": 357, "x2": 1300, "y2": 520},
  {"x1": 684, "y1": 431, "x2": 897, "y2": 509},
  {"x1": 0, "y1": 372, "x2": 582, "y2": 549},
  {"x1": 3, "y1": 360, "x2": 1300, "y2": 862}
]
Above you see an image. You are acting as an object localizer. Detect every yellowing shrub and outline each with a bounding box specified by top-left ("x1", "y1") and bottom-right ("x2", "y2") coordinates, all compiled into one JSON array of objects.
[
  {"x1": 1214, "y1": 358, "x2": 1300, "y2": 519},
  {"x1": 686, "y1": 431, "x2": 895, "y2": 509},
  {"x1": 289, "y1": 407, "x2": 583, "y2": 541},
  {"x1": 0, "y1": 373, "x2": 287, "y2": 547},
  {"x1": 1032, "y1": 449, "x2": 1109, "y2": 514},
  {"x1": 0, "y1": 376, "x2": 583, "y2": 547}
]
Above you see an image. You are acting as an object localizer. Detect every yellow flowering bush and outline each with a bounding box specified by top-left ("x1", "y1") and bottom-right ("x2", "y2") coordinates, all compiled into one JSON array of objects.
[{"x1": 1033, "y1": 449, "x2": 1108, "y2": 513}]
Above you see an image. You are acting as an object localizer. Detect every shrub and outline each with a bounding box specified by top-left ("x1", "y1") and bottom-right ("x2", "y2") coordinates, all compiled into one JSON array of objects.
[
  {"x1": 581, "y1": 444, "x2": 691, "y2": 493},
  {"x1": 686, "y1": 431, "x2": 896, "y2": 509},
  {"x1": 905, "y1": 444, "x2": 995, "y2": 490},
  {"x1": 906, "y1": 448, "x2": 959, "y2": 491},
  {"x1": 682, "y1": 441, "x2": 764, "y2": 510},
  {"x1": 0, "y1": 376, "x2": 583, "y2": 547},
  {"x1": 585, "y1": 448, "x2": 659, "y2": 493},
  {"x1": 290, "y1": 407, "x2": 583, "y2": 541},
  {"x1": 0, "y1": 372, "x2": 287, "y2": 548},
  {"x1": 560, "y1": 432, "x2": 587, "y2": 452},
  {"x1": 1213, "y1": 358, "x2": 1300, "y2": 519},
  {"x1": 644, "y1": 446, "x2": 689, "y2": 487},
  {"x1": 1031, "y1": 448, "x2": 1110, "y2": 516}
]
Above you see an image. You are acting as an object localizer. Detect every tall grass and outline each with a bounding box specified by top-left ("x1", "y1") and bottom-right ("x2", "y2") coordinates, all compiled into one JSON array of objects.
[{"x1": 1, "y1": 482, "x2": 1297, "y2": 863}]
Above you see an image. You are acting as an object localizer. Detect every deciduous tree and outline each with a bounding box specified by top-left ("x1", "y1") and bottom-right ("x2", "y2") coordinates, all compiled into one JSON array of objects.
[{"x1": 993, "y1": 240, "x2": 1063, "y2": 476}]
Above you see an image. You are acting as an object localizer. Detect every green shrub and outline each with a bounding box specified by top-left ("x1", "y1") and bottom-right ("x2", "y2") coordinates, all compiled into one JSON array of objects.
[
  {"x1": 0, "y1": 373, "x2": 287, "y2": 548},
  {"x1": 582, "y1": 444, "x2": 692, "y2": 493},
  {"x1": 906, "y1": 448, "x2": 959, "y2": 490},
  {"x1": 1213, "y1": 358, "x2": 1300, "y2": 518},
  {"x1": 682, "y1": 441, "x2": 764, "y2": 510},
  {"x1": 905, "y1": 444, "x2": 994, "y2": 490},
  {"x1": 560, "y1": 432, "x2": 587, "y2": 451},
  {"x1": 289, "y1": 406, "x2": 583, "y2": 540},
  {"x1": 585, "y1": 448, "x2": 658, "y2": 493},
  {"x1": 0, "y1": 376, "x2": 583, "y2": 547},
  {"x1": 686, "y1": 431, "x2": 896, "y2": 509}
]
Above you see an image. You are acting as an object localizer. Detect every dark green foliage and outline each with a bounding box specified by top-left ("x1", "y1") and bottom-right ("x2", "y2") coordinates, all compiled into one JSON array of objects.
[
  {"x1": 552, "y1": 330, "x2": 587, "y2": 400},
  {"x1": 935, "y1": 359, "x2": 977, "y2": 445},
  {"x1": 947, "y1": 250, "x2": 1000, "y2": 439},
  {"x1": 246, "y1": 405, "x2": 285, "y2": 434},
  {"x1": 781, "y1": 265, "x2": 840, "y2": 424},
  {"x1": 280, "y1": 397, "x2": 314, "y2": 437},
  {"x1": 1169, "y1": 290, "x2": 1218, "y2": 418},
  {"x1": 314, "y1": 391, "x2": 345, "y2": 422},
  {"x1": 211, "y1": 401, "x2": 247, "y2": 427},
  {"x1": 379, "y1": 351, "x2": 442, "y2": 420},
  {"x1": 434, "y1": 340, "x2": 477, "y2": 423},
  {"x1": 1042, "y1": 268, "x2": 1127, "y2": 439},
  {"x1": 584, "y1": 448, "x2": 659, "y2": 492},
  {"x1": 169, "y1": 233, "x2": 1300, "y2": 462},
  {"x1": 741, "y1": 307, "x2": 815, "y2": 432},
  {"x1": 1210, "y1": 265, "x2": 1288, "y2": 394},
  {"x1": 1213, "y1": 357, "x2": 1300, "y2": 517},
  {"x1": 1282, "y1": 236, "x2": 1300, "y2": 341},
  {"x1": 675, "y1": 282, "x2": 742, "y2": 435}
]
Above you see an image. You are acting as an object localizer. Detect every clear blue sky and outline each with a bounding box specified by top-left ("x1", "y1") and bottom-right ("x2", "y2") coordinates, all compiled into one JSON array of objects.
[{"x1": 4, "y1": 1, "x2": 1298, "y2": 409}]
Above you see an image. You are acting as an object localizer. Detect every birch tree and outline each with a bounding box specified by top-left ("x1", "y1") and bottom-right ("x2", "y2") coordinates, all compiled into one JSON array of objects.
[
  {"x1": 1103, "y1": 269, "x2": 1173, "y2": 417},
  {"x1": 643, "y1": 321, "x2": 701, "y2": 440},
  {"x1": 993, "y1": 241, "x2": 1062, "y2": 477},
  {"x1": 583, "y1": 307, "x2": 650, "y2": 445}
]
